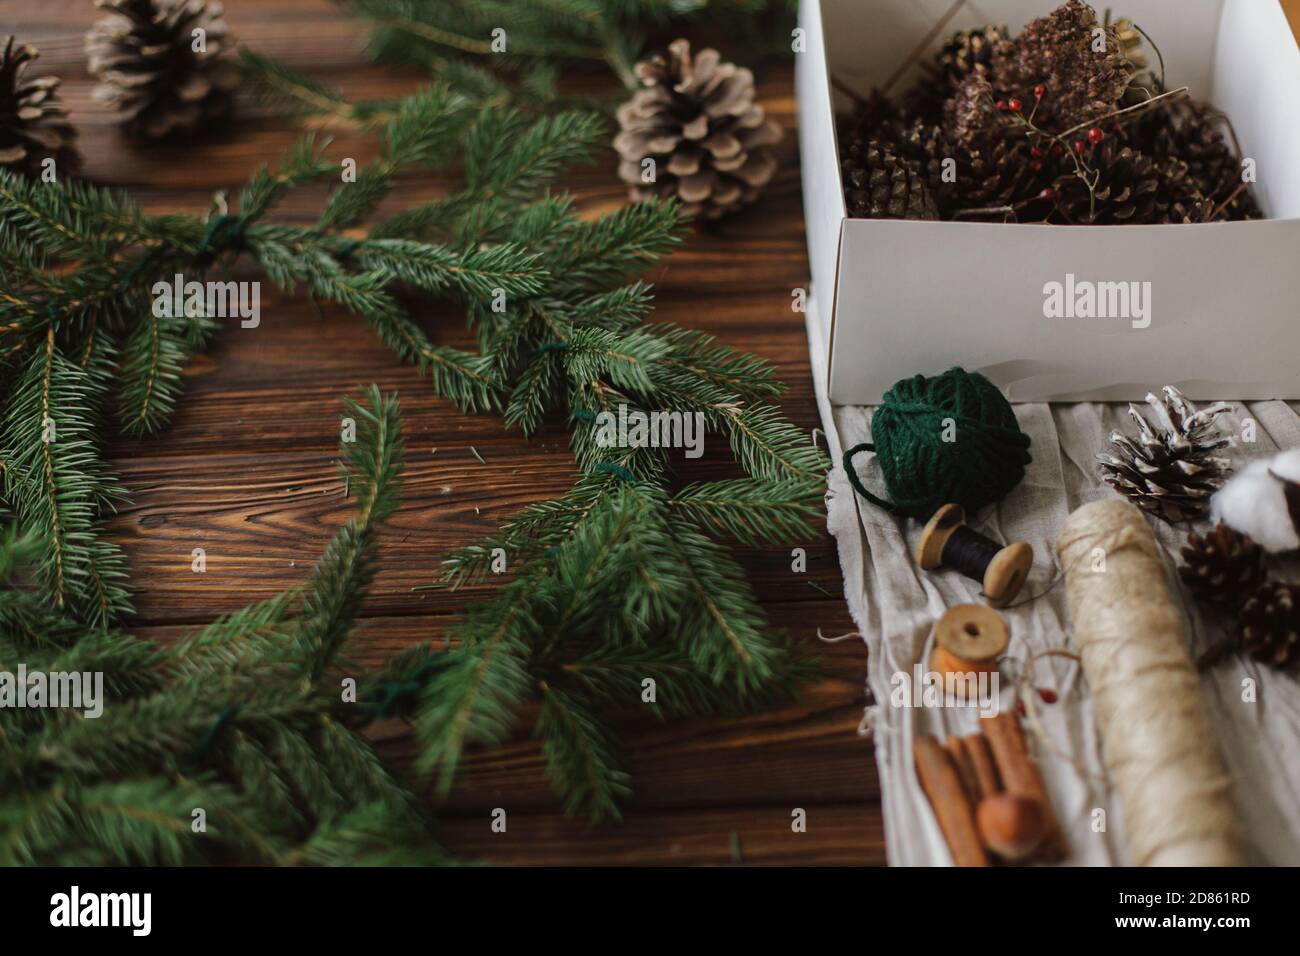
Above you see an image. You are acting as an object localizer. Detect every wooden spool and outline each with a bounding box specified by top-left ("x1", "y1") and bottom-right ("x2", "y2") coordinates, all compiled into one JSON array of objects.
[
  {"x1": 915, "y1": 503, "x2": 1033, "y2": 609},
  {"x1": 929, "y1": 604, "x2": 1010, "y2": 677}
]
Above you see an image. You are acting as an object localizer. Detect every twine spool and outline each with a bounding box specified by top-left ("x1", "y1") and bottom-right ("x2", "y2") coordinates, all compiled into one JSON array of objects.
[
  {"x1": 928, "y1": 604, "x2": 1009, "y2": 677},
  {"x1": 916, "y1": 504, "x2": 1033, "y2": 608},
  {"x1": 1057, "y1": 500, "x2": 1245, "y2": 867}
]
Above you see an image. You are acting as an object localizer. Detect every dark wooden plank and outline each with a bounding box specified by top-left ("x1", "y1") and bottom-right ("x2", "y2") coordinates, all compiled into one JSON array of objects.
[{"x1": 8, "y1": 0, "x2": 878, "y2": 865}]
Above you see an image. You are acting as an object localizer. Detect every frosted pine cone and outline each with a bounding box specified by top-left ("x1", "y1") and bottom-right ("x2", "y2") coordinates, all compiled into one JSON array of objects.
[{"x1": 614, "y1": 40, "x2": 782, "y2": 220}]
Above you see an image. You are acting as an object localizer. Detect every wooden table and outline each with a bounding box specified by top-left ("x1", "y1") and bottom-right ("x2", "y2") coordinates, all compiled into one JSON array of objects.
[{"x1": 10, "y1": 0, "x2": 879, "y2": 864}]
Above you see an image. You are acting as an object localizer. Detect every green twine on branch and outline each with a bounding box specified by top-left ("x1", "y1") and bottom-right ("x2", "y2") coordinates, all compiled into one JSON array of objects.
[
  {"x1": 189, "y1": 703, "x2": 243, "y2": 762},
  {"x1": 843, "y1": 368, "x2": 1032, "y2": 521},
  {"x1": 593, "y1": 462, "x2": 635, "y2": 482}
]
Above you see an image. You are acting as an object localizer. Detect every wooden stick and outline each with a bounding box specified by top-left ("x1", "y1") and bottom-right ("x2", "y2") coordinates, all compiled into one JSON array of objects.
[
  {"x1": 946, "y1": 735, "x2": 978, "y2": 803},
  {"x1": 914, "y1": 735, "x2": 989, "y2": 867},
  {"x1": 961, "y1": 733, "x2": 1001, "y2": 801},
  {"x1": 981, "y1": 712, "x2": 1067, "y2": 860}
]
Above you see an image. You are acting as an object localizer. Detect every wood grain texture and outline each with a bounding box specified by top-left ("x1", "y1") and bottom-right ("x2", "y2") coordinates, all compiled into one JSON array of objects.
[{"x1": 6, "y1": 0, "x2": 881, "y2": 864}]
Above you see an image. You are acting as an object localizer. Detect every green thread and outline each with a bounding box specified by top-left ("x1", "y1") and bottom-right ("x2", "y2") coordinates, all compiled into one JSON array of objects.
[
  {"x1": 536, "y1": 342, "x2": 568, "y2": 354},
  {"x1": 362, "y1": 655, "x2": 447, "y2": 719},
  {"x1": 593, "y1": 462, "x2": 635, "y2": 482},
  {"x1": 189, "y1": 703, "x2": 243, "y2": 761},
  {"x1": 842, "y1": 368, "x2": 1031, "y2": 521},
  {"x1": 571, "y1": 409, "x2": 598, "y2": 422},
  {"x1": 336, "y1": 239, "x2": 363, "y2": 260}
]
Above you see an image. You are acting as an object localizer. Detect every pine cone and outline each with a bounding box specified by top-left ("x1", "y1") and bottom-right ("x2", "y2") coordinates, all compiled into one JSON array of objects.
[
  {"x1": 1142, "y1": 99, "x2": 1261, "y2": 221},
  {"x1": 1097, "y1": 386, "x2": 1234, "y2": 523},
  {"x1": 956, "y1": 136, "x2": 1054, "y2": 217},
  {"x1": 86, "y1": 0, "x2": 241, "y2": 139},
  {"x1": 1179, "y1": 523, "x2": 1266, "y2": 609},
  {"x1": 938, "y1": 25, "x2": 1011, "y2": 86},
  {"x1": 991, "y1": 0, "x2": 1132, "y2": 134},
  {"x1": 1054, "y1": 141, "x2": 1159, "y2": 224},
  {"x1": 614, "y1": 39, "x2": 782, "y2": 221},
  {"x1": 1204, "y1": 582, "x2": 1300, "y2": 671},
  {"x1": 0, "y1": 37, "x2": 79, "y2": 178},
  {"x1": 944, "y1": 72, "x2": 998, "y2": 150},
  {"x1": 1106, "y1": 14, "x2": 1147, "y2": 70},
  {"x1": 841, "y1": 138, "x2": 939, "y2": 221},
  {"x1": 888, "y1": 117, "x2": 957, "y2": 207}
]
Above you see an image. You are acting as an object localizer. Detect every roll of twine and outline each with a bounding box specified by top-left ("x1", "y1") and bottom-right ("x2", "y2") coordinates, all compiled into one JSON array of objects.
[
  {"x1": 844, "y1": 368, "x2": 1032, "y2": 521},
  {"x1": 1057, "y1": 500, "x2": 1245, "y2": 867}
]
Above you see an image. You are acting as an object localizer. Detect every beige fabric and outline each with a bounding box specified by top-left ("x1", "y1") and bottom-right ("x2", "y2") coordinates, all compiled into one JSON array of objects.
[{"x1": 804, "y1": 300, "x2": 1300, "y2": 866}]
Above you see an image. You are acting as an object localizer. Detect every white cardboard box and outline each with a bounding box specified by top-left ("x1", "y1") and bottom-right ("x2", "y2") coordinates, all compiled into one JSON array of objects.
[{"x1": 797, "y1": 0, "x2": 1300, "y2": 404}]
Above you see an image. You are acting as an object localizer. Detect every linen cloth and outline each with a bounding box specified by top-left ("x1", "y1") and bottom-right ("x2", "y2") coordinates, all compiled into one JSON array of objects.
[{"x1": 804, "y1": 301, "x2": 1300, "y2": 866}]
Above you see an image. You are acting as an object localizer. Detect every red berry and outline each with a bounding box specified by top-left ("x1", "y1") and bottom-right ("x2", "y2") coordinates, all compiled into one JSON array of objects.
[
  {"x1": 1031, "y1": 160, "x2": 1043, "y2": 173},
  {"x1": 1008, "y1": 98, "x2": 1024, "y2": 113},
  {"x1": 1051, "y1": 143, "x2": 1065, "y2": 157},
  {"x1": 1039, "y1": 688, "x2": 1059, "y2": 704},
  {"x1": 995, "y1": 99, "x2": 1008, "y2": 111},
  {"x1": 1074, "y1": 140, "x2": 1087, "y2": 155},
  {"x1": 1015, "y1": 699, "x2": 1027, "y2": 718},
  {"x1": 1030, "y1": 146, "x2": 1044, "y2": 159},
  {"x1": 1034, "y1": 83, "x2": 1046, "y2": 99},
  {"x1": 1087, "y1": 127, "x2": 1105, "y2": 146},
  {"x1": 1038, "y1": 187, "x2": 1057, "y2": 201}
]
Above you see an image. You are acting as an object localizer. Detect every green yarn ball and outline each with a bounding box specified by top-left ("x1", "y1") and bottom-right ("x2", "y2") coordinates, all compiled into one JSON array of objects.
[{"x1": 846, "y1": 368, "x2": 1032, "y2": 521}]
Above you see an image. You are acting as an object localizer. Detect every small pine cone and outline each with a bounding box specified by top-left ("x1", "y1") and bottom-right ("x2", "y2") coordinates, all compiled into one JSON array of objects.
[
  {"x1": 841, "y1": 138, "x2": 939, "y2": 221},
  {"x1": 938, "y1": 25, "x2": 1011, "y2": 86},
  {"x1": 1232, "y1": 582, "x2": 1300, "y2": 670},
  {"x1": 1054, "y1": 141, "x2": 1159, "y2": 224},
  {"x1": 943, "y1": 72, "x2": 997, "y2": 151},
  {"x1": 1179, "y1": 523, "x2": 1267, "y2": 610},
  {"x1": 614, "y1": 39, "x2": 782, "y2": 221},
  {"x1": 991, "y1": 0, "x2": 1133, "y2": 134},
  {"x1": 1097, "y1": 386, "x2": 1234, "y2": 523},
  {"x1": 1106, "y1": 15, "x2": 1147, "y2": 70},
  {"x1": 86, "y1": 0, "x2": 241, "y2": 139},
  {"x1": 0, "y1": 37, "x2": 79, "y2": 178}
]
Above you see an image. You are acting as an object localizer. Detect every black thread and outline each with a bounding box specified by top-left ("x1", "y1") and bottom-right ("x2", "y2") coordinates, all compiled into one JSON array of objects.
[{"x1": 941, "y1": 525, "x2": 1002, "y2": 585}]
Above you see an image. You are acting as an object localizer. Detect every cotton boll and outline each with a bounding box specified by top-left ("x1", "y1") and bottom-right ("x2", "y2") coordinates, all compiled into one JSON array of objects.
[{"x1": 1210, "y1": 450, "x2": 1300, "y2": 553}]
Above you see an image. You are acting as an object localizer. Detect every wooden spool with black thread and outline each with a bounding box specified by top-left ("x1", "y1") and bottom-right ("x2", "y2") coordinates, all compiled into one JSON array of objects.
[
  {"x1": 929, "y1": 604, "x2": 1009, "y2": 677},
  {"x1": 916, "y1": 504, "x2": 1033, "y2": 609}
]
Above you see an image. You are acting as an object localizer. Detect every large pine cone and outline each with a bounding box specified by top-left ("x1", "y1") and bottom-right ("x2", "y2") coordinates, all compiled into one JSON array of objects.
[
  {"x1": 0, "y1": 37, "x2": 79, "y2": 177},
  {"x1": 86, "y1": 0, "x2": 241, "y2": 139},
  {"x1": 1054, "y1": 142, "x2": 1159, "y2": 224},
  {"x1": 991, "y1": 0, "x2": 1132, "y2": 135},
  {"x1": 841, "y1": 138, "x2": 939, "y2": 221},
  {"x1": 614, "y1": 39, "x2": 782, "y2": 221},
  {"x1": 956, "y1": 136, "x2": 1054, "y2": 218},
  {"x1": 1231, "y1": 582, "x2": 1300, "y2": 670},
  {"x1": 1142, "y1": 99, "x2": 1261, "y2": 221},
  {"x1": 1179, "y1": 523, "x2": 1267, "y2": 610},
  {"x1": 1097, "y1": 386, "x2": 1234, "y2": 523}
]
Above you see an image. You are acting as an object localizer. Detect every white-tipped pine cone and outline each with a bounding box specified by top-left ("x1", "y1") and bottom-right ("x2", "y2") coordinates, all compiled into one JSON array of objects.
[{"x1": 614, "y1": 39, "x2": 782, "y2": 220}]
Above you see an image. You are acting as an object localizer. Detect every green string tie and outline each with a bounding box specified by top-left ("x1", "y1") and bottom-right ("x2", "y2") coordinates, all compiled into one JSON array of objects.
[
  {"x1": 593, "y1": 462, "x2": 635, "y2": 482},
  {"x1": 189, "y1": 703, "x2": 243, "y2": 762}
]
